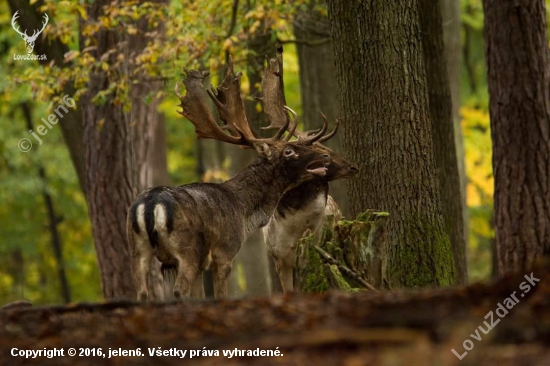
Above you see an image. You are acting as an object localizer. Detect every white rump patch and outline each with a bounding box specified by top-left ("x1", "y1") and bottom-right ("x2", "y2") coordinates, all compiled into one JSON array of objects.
[
  {"x1": 154, "y1": 204, "x2": 168, "y2": 232},
  {"x1": 136, "y1": 204, "x2": 146, "y2": 232}
]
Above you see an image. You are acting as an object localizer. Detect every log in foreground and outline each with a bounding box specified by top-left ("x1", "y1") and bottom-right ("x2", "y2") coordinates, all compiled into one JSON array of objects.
[{"x1": 1, "y1": 262, "x2": 550, "y2": 365}]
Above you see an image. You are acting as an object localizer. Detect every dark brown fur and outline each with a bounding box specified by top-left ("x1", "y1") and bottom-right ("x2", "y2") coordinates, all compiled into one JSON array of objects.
[{"x1": 128, "y1": 143, "x2": 330, "y2": 300}]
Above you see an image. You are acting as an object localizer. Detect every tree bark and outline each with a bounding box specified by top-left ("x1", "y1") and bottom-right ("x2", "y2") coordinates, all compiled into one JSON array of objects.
[
  {"x1": 326, "y1": 0, "x2": 458, "y2": 288},
  {"x1": 82, "y1": 0, "x2": 167, "y2": 299},
  {"x1": 483, "y1": 0, "x2": 550, "y2": 275},
  {"x1": 440, "y1": 0, "x2": 469, "y2": 282},
  {"x1": 293, "y1": 2, "x2": 350, "y2": 218},
  {"x1": 418, "y1": 0, "x2": 467, "y2": 284},
  {"x1": 129, "y1": 3, "x2": 169, "y2": 300}
]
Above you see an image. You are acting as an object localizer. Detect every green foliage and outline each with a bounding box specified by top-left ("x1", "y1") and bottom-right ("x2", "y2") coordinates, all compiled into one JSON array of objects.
[
  {"x1": 2, "y1": 0, "x2": 544, "y2": 304},
  {"x1": 0, "y1": 0, "x2": 307, "y2": 304}
]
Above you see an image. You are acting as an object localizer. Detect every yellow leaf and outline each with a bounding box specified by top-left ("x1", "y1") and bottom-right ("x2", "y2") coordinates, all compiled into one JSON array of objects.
[{"x1": 222, "y1": 38, "x2": 232, "y2": 51}]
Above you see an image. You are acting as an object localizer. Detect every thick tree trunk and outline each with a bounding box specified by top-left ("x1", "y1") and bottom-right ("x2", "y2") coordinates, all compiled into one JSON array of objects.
[
  {"x1": 293, "y1": 4, "x2": 350, "y2": 218},
  {"x1": 129, "y1": 6, "x2": 169, "y2": 300},
  {"x1": 326, "y1": 0, "x2": 458, "y2": 288},
  {"x1": 82, "y1": 0, "x2": 167, "y2": 299},
  {"x1": 418, "y1": 0, "x2": 467, "y2": 284},
  {"x1": 1, "y1": 261, "x2": 548, "y2": 365},
  {"x1": 483, "y1": 0, "x2": 550, "y2": 274}
]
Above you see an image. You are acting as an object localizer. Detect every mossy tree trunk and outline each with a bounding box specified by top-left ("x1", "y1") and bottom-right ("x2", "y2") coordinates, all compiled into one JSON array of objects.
[{"x1": 326, "y1": 0, "x2": 458, "y2": 288}]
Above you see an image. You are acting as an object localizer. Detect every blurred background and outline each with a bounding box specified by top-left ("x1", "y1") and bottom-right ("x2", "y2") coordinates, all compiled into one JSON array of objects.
[{"x1": 0, "y1": 0, "x2": 540, "y2": 304}]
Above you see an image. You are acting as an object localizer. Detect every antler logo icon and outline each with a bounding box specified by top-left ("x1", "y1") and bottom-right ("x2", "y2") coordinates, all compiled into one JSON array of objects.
[{"x1": 11, "y1": 11, "x2": 48, "y2": 54}]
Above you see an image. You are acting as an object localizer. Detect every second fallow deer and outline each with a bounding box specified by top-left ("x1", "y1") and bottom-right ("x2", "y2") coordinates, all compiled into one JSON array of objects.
[
  {"x1": 258, "y1": 50, "x2": 358, "y2": 293},
  {"x1": 127, "y1": 60, "x2": 337, "y2": 300}
]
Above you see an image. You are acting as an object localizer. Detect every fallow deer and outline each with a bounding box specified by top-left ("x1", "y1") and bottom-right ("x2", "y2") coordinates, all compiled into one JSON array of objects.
[
  {"x1": 127, "y1": 60, "x2": 338, "y2": 300},
  {"x1": 259, "y1": 50, "x2": 358, "y2": 293}
]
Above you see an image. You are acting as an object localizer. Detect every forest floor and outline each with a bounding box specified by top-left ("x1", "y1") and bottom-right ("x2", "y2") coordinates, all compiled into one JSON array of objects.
[{"x1": 1, "y1": 261, "x2": 549, "y2": 365}]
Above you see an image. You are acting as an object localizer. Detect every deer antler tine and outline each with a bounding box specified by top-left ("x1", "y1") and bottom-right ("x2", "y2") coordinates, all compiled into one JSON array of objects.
[
  {"x1": 271, "y1": 111, "x2": 290, "y2": 141},
  {"x1": 301, "y1": 113, "x2": 329, "y2": 144},
  {"x1": 174, "y1": 80, "x2": 183, "y2": 105},
  {"x1": 318, "y1": 116, "x2": 340, "y2": 143},
  {"x1": 283, "y1": 106, "x2": 298, "y2": 142}
]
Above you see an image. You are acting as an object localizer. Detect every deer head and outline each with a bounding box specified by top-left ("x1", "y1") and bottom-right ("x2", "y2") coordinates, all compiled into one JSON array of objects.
[
  {"x1": 174, "y1": 58, "x2": 336, "y2": 182},
  {"x1": 11, "y1": 11, "x2": 48, "y2": 54},
  {"x1": 258, "y1": 47, "x2": 358, "y2": 181}
]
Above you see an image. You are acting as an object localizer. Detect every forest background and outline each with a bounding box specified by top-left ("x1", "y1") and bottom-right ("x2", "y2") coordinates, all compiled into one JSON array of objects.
[{"x1": 0, "y1": 0, "x2": 534, "y2": 304}]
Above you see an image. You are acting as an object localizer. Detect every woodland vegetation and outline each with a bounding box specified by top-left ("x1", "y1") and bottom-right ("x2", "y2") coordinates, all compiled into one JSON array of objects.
[{"x1": 0, "y1": 0, "x2": 549, "y2": 364}]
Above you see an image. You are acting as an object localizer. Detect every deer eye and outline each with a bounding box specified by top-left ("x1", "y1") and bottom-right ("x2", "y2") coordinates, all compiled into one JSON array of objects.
[{"x1": 284, "y1": 148, "x2": 294, "y2": 156}]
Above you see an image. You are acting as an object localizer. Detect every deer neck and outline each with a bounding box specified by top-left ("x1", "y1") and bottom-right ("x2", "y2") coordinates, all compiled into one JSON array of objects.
[
  {"x1": 276, "y1": 180, "x2": 329, "y2": 219},
  {"x1": 223, "y1": 158, "x2": 290, "y2": 236}
]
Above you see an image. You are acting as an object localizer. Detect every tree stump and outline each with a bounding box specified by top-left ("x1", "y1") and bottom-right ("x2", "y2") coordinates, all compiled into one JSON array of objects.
[{"x1": 296, "y1": 210, "x2": 389, "y2": 293}]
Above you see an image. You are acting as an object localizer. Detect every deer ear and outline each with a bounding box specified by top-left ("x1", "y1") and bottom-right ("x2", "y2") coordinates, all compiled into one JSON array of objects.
[{"x1": 253, "y1": 142, "x2": 273, "y2": 160}]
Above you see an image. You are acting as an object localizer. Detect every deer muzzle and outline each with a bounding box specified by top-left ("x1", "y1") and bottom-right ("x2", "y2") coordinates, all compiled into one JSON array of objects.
[{"x1": 306, "y1": 154, "x2": 331, "y2": 176}]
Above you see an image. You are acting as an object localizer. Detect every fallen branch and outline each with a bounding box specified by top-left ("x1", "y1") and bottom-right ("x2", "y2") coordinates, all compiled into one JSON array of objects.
[{"x1": 313, "y1": 245, "x2": 379, "y2": 292}]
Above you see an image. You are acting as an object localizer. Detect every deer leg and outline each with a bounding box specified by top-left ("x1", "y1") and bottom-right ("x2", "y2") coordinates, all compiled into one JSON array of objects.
[
  {"x1": 212, "y1": 261, "x2": 232, "y2": 299},
  {"x1": 173, "y1": 257, "x2": 198, "y2": 299},
  {"x1": 131, "y1": 237, "x2": 154, "y2": 301},
  {"x1": 275, "y1": 259, "x2": 294, "y2": 293},
  {"x1": 191, "y1": 271, "x2": 205, "y2": 299}
]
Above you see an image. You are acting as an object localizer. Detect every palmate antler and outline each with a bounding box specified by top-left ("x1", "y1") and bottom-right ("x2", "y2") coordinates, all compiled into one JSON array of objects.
[
  {"x1": 175, "y1": 59, "x2": 298, "y2": 147},
  {"x1": 259, "y1": 46, "x2": 339, "y2": 145}
]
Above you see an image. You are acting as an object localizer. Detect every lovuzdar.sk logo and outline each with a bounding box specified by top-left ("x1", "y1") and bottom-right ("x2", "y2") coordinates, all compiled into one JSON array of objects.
[{"x1": 11, "y1": 10, "x2": 48, "y2": 61}]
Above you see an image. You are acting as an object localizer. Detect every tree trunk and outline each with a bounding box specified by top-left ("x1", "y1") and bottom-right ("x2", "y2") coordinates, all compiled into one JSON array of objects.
[
  {"x1": 129, "y1": 4, "x2": 169, "y2": 300},
  {"x1": 418, "y1": 0, "x2": 467, "y2": 284},
  {"x1": 293, "y1": 3, "x2": 350, "y2": 218},
  {"x1": 326, "y1": 0, "x2": 458, "y2": 288},
  {"x1": 82, "y1": 0, "x2": 167, "y2": 299},
  {"x1": 440, "y1": 0, "x2": 469, "y2": 282},
  {"x1": 482, "y1": 0, "x2": 550, "y2": 274}
]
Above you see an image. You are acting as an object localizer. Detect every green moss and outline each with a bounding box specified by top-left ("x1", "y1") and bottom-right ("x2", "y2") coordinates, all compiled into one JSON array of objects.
[
  {"x1": 296, "y1": 234, "x2": 330, "y2": 293},
  {"x1": 324, "y1": 265, "x2": 354, "y2": 291},
  {"x1": 297, "y1": 210, "x2": 389, "y2": 293},
  {"x1": 388, "y1": 213, "x2": 457, "y2": 288}
]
